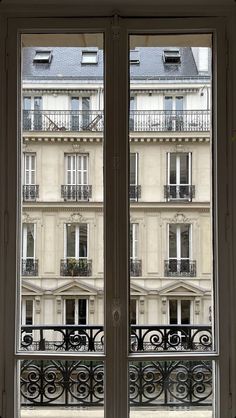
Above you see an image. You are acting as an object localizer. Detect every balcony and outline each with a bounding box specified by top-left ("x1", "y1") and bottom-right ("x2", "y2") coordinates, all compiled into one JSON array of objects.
[
  {"x1": 130, "y1": 185, "x2": 141, "y2": 201},
  {"x1": 20, "y1": 324, "x2": 212, "y2": 409},
  {"x1": 22, "y1": 109, "x2": 210, "y2": 133},
  {"x1": 60, "y1": 258, "x2": 92, "y2": 276},
  {"x1": 21, "y1": 258, "x2": 38, "y2": 276},
  {"x1": 22, "y1": 185, "x2": 39, "y2": 201},
  {"x1": 130, "y1": 109, "x2": 210, "y2": 132},
  {"x1": 130, "y1": 259, "x2": 142, "y2": 276},
  {"x1": 164, "y1": 184, "x2": 195, "y2": 201},
  {"x1": 61, "y1": 184, "x2": 92, "y2": 201},
  {"x1": 23, "y1": 109, "x2": 103, "y2": 132},
  {"x1": 164, "y1": 259, "x2": 196, "y2": 277}
]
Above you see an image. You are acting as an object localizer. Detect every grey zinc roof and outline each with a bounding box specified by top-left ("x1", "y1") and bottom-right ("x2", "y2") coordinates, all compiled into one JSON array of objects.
[{"x1": 22, "y1": 46, "x2": 206, "y2": 81}]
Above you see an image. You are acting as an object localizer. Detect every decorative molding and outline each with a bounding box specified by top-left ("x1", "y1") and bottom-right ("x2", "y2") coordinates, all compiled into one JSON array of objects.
[
  {"x1": 168, "y1": 212, "x2": 191, "y2": 224},
  {"x1": 194, "y1": 298, "x2": 201, "y2": 315},
  {"x1": 23, "y1": 136, "x2": 103, "y2": 143},
  {"x1": 139, "y1": 297, "x2": 145, "y2": 314},
  {"x1": 56, "y1": 296, "x2": 62, "y2": 314},
  {"x1": 89, "y1": 296, "x2": 95, "y2": 314},
  {"x1": 22, "y1": 212, "x2": 40, "y2": 223},
  {"x1": 130, "y1": 136, "x2": 210, "y2": 143},
  {"x1": 161, "y1": 297, "x2": 167, "y2": 314},
  {"x1": 35, "y1": 296, "x2": 41, "y2": 314}
]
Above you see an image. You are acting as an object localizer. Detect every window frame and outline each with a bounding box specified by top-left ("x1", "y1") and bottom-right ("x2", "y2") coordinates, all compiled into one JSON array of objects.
[{"x1": 2, "y1": 16, "x2": 229, "y2": 418}]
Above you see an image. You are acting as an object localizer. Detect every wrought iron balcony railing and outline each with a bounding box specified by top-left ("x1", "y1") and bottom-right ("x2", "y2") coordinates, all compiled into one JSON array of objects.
[
  {"x1": 164, "y1": 184, "x2": 195, "y2": 201},
  {"x1": 130, "y1": 109, "x2": 210, "y2": 132},
  {"x1": 21, "y1": 258, "x2": 38, "y2": 276},
  {"x1": 22, "y1": 185, "x2": 39, "y2": 201},
  {"x1": 165, "y1": 259, "x2": 196, "y2": 277},
  {"x1": 61, "y1": 184, "x2": 92, "y2": 201},
  {"x1": 20, "y1": 324, "x2": 212, "y2": 407},
  {"x1": 23, "y1": 109, "x2": 103, "y2": 132},
  {"x1": 60, "y1": 258, "x2": 92, "y2": 276},
  {"x1": 22, "y1": 109, "x2": 210, "y2": 132},
  {"x1": 130, "y1": 185, "x2": 141, "y2": 201},
  {"x1": 21, "y1": 324, "x2": 212, "y2": 353},
  {"x1": 130, "y1": 259, "x2": 142, "y2": 276}
]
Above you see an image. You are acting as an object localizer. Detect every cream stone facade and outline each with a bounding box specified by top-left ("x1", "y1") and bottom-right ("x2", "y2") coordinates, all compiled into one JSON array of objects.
[{"x1": 21, "y1": 46, "x2": 212, "y2": 332}]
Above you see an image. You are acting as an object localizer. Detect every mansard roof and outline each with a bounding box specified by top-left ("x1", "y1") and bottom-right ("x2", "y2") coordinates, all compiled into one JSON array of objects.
[{"x1": 22, "y1": 46, "x2": 210, "y2": 82}]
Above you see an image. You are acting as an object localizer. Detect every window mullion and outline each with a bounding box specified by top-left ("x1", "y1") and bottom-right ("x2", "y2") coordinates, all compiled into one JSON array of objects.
[{"x1": 104, "y1": 20, "x2": 129, "y2": 418}]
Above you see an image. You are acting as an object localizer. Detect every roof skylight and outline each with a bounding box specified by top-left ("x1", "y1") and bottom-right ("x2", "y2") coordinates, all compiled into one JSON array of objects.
[
  {"x1": 130, "y1": 50, "x2": 140, "y2": 65},
  {"x1": 163, "y1": 49, "x2": 181, "y2": 64},
  {"x1": 33, "y1": 50, "x2": 52, "y2": 64},
  {"x1": 81, "y1": 51, "x2": 98, "y2": 64}
]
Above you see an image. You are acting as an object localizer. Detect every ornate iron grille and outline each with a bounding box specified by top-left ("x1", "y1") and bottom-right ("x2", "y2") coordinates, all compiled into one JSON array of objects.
[
  {"x1": 129, "y1": 109, "x2": 210, "y2": 132},
  {"x1": 23, "y1": 110, "x2": 104, "y2": 132},
  {"x1": 61, "y1": 185, "x2": 92, "y2": 201},
  {"x1": 22, "y1": 185, "x2": 39, "y2": 201},
  {"x1": 164, "y1": 185, "x2": 195, "y2": 201},
  {"x1": 164, "y1": 259, "x2": 196, "y2": 277},
  {"x1": 21, "y1": 259, "x2": 38, "y2": 276},
  {"x1": 60, "y1": 258, "x2": 92, "y2": 277},
  {"x1": 129, "y1": 185, "x2": 141, "y2": 201},
  {"x1": 20, "y1": 324, "x2": 212, "y2": 407},
  {"x1": 23, "y1": 110, "x2": 210, "y2": 133},
  {"x1": 130, "y1": 259, "x2": 142, "y2": 276}
]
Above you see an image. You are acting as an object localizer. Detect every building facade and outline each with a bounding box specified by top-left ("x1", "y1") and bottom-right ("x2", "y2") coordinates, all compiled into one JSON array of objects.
[{"x1": 21, "y1": 45, "x2": 212, "y2": 340}]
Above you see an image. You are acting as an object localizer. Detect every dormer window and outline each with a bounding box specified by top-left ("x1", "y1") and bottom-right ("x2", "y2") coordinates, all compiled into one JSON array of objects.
[
  {"x1": 130, "y1": 50, "x2": 140, "y2": 65},
  {"x1": 33, "y1": 50, "x2": 52, "y2": 64},
  {"x1": 163, "y1": 49, "x2": 181, "y2": 64},
  {"x1": 81, "y1": 51, "x2": 98, "y2": 64}
]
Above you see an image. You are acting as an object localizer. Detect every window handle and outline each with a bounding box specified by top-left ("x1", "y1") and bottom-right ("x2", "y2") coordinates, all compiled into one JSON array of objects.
[{"x1": 112, "y1": 298, "x2": 121, "y2": 327}]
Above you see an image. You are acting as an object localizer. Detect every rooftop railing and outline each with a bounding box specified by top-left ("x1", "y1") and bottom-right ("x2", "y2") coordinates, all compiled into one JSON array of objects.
[
  {"x1": 20, "y1": 324, "x2": 212, "y2": 408},
  {"x1": 23, "y1": 109, "x2": 210, "y2": 132}
]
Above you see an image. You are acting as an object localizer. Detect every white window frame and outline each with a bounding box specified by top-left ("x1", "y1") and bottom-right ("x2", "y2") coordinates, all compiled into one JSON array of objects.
[
  {"x1": 167, "y1": 152, "x2": 191, "y2": 187},
  {"x1": 22, "y1": 223, "x2": 36, "y2": 260},
  {"x1": 24, "y1": 153, "x2": 36, "y2": 186},
  {"x1": 168, "y1": 299, "x2": 193, "y2": 325},
  {"x1": 130, "y1": 152, "x2": 139, "y2": 187},
  {"x1": 130, "y1": 223, "x2": 138, "y2": 260},
  {"x1": 168, "y1": 223, "x2": 192, "y2": 261},
  {"x1": 3, "y1": 16, "x2": 229, "y2": 418},
  {"x1": 65, "y1": 153, "x2": 89, "y2": 186},
  {"x1": 64, "y1": 298, "x2": 88, "y2": 325},
  {"x1": 64, "y1": 223, "x2": 89, "y2": 259}
]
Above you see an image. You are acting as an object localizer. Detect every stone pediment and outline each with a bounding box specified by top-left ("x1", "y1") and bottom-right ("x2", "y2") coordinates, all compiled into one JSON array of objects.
[
  {"x1": 54, "y1": 280, "x2": 99, "y2": 296},
  {"x1": 21, "y1": 280, "x2": 43, "y2": 295},
  {"x1": 159, "y1": 281, "x2": 206, "y2": 297},
  {"x1": 130, "y1": 283, "x2": 148, "y2": 295}
]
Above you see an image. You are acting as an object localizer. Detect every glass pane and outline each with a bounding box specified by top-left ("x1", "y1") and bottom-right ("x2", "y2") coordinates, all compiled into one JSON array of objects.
[
  {"x1": 66, "y1": 299, "x2": 75, "y2": 324},
  {"x1": 180, "y1": 153, "x2": 189, "y2": 184},
  {"x1": 180, "y1": 224, "x2": 189, "y2": 258},
  {"x1": 129, "y1": 33, "x2": 214, "y2": 371},
  {"x1": 169, "y1": 153, "x2": 176, "y2": 184},
  {"x1": 26, "y1": 224, "x2": 34, "y2": 258},
  {"x1": 129, "y1": 360, "x2": 213, "y2": 417},
  {"x1": 20, "y1": 32, "x2": 104, "y2": 418},
  {"x1": 169, "y1": 224, "x2": 177, "y2": 258},
  {"x1": 130, "y1": 153, "x2": 136, "y2": 185},
  {"x1": 66, "y1": 224, "x2": 76, "y2": 257},
  {"x1": 169, "y1": 299, "x2": 177, "y2": 324},
  {"x1": 19, "y1": 34, "x2": 104, "y2": 363},
  {"x1": 181, "y1": 300, "x2": 191, "y2": 324}
]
